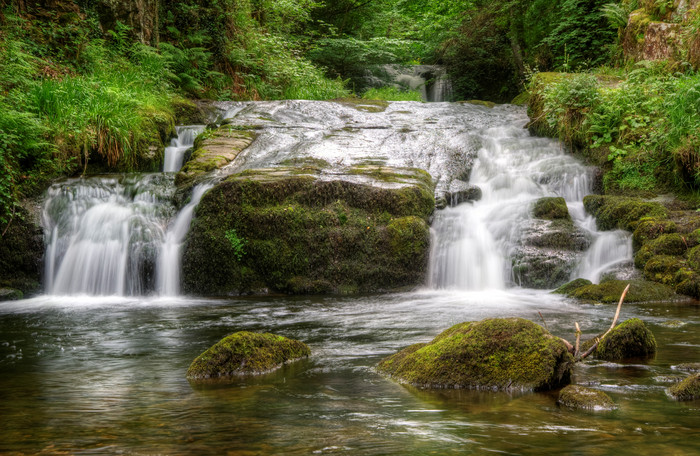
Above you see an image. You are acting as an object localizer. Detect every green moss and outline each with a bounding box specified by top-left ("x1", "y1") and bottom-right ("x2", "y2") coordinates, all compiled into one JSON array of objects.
[
  {"x1": 688, "y1": 245, "x2": 700, "y2": 272},
  {"x1": 0, "y1": 206, "x2": 43, "y2": 295},
  {"x1": 334, "y1": 97, "x2": 389, "y2": 113},
  {"x1": 596, "y1": 318, "x2": 656, "y2": 361},
  {"x1": 376, "y1": 318, "x2": 574, "y2": 392},
  {"x1": 633, "y1": 218, "x2": 677, "y2": 249},
  {"x1": 0, "y1": 288, "x2": 23, "y2": 301},
  {"x1": 643, "y1": 255, "x2": 685, "y2": 285},
  {"x1": 533, "y1": 197, "x2": 571, "y2": 220},
  {"x1": 553, "y1": 278, "x2": 593, "y2": 295},
  {"x1": 668, "y1": 373, "x2": 700, "y2": 401},
  {"x1": 558, "y1": 385, "x2": 616, "y2": 411},
  {"x1": 566, "y1": 279, "x2": 678, "y2": 303},
  {"x1": 583, "y1": 195, "x2": 668, "y2": 231},
  {"x1": 182, "y1": 167, "x2": 435, "y2": 295},
  {"x1": 511, "y1": 91, "x2": 530, "y2": 106},
  {"x1": 186, "y1": 331, "x2": 310, "y2": 380},
  {"x1": 463, "y1": 100, "x2": 497, "y2": 108}
]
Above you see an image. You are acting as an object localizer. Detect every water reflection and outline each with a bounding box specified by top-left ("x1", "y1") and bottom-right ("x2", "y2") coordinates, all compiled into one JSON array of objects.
[{"x1": 0, "y1": 292, "x2": 699, "y2": 454}]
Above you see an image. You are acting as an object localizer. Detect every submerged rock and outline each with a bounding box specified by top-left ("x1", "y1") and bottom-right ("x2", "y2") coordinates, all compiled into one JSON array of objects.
[
  {"x1": 595, "y1": 318, "x2": 657, "y2": 361},
  {"x1": 186, "y1": 331, "x2": 310, "y2": 380},
  {"x1": 668, "y1": 373, "x2": 700, "y2": 401},
  {"x1": 182, "y1": 165, "x2": 434, "y2": 295},
  {"x1": 558, "y1": 385, "x2": 616, "y2": 411},
  {"x1": 673, "y1": 363, "x2": 700, "y2": 373},
  {"x1": 376, "y1": 318, "x2": 574, "y2": 391}
]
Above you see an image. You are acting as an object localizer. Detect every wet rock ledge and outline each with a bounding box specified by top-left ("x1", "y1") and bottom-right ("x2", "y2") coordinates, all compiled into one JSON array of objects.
[{"x1": 182, "y1": 163, "x2": 435, "y2": 295}]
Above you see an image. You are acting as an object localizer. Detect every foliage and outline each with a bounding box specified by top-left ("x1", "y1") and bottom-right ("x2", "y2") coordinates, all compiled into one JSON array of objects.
[
  {"x1": 362, "y1": 86, "x2": 422, "y2": 101},
  {"x1": 225, "y1": 228, "x2": 247, "y2": 261}
]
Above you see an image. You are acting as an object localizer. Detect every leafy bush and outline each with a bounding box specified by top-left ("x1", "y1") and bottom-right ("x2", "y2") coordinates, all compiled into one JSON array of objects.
[{"x1": 362, "y1": 86, "x2": 422, "y2": 101}]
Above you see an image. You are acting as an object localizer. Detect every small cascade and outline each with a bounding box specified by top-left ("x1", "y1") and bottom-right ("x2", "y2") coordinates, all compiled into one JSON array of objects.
[
  {"x1": 361, "y1": 64, "x2": 453, "y2": 102},
  {"x1": 156, "y1": 184, "x2": 213, "y2": 296},
  {"x1": 43, "y1": 175, "x2": 176, "y2": 295},
  {"x1": 428, "y1": 123, "x2": 628, "y2": 290},
  {"x1": 163, "y1": 125, "x2": 206, "y2": 173}
]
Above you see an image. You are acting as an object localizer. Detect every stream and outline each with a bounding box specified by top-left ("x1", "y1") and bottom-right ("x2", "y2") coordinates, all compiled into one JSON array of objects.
[{"x1": 1, "y1": 101, "x2": 699, "y2": 454}]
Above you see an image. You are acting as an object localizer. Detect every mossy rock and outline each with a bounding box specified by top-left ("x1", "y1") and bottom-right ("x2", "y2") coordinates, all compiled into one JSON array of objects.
[
  {"x1": 464, "y1": 100, "x2": 496, "y2": 108},
  {"x1": 175, "y1": 125, "x2": 257, "y2": 190},
  {"x1": 182, "y1": 166, "x2": 434, "y2": 295},
  {"x1": 558, "y1": 385, "x2": 616, "y2": 411},
  {"x1": 583, "y1": 195, "x2": 668, "y2": 231},
  {"x1": 186, "y1": 331, "x2": 310, "y2": 380},
  {"x1": 511, "y1": 91, "x2": 530, "y2": 106},
  {"x1": 688, "y1": 245, "x2": 700, "y2": 272},
  {"x1": 673, "y1": 363, "x2": 700, "y2": 373},
  {"x1": 553, "y1": 278, "x2": 593, "y2": 295},
  {"x1": 0, "y1": 288, "x2": 23, "y2": 301},
  {"x1": 596, "y1": 318, "x2": 656, "y2": 361},
  {"x1": 0, "y1": 205, "x2": 43, "y2": 296},
  {"x1": 561, "y1": 279, "x2": 678, "y2": 303},
  {"x1": 643, "y1": 255, "x2": 685, "y2": 285},
  {"x1": 511, "y1": 248, "x2": 580, "y2": 289},
  {"x1": 532, "y1": 197, "x2": 570, "y2": 220},
  {"x1": 633, "y1": 218, "x2": 677, "y2": 249},
  {"x1": 376, "y1": 318, "x2": 574, "y2": 392},
  {"x1": 668, "y1": 373, "x2": 700, "y2": 401}
]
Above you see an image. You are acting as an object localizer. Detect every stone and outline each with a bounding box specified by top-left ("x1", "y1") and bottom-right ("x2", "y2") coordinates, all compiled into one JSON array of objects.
[
  {"x1": 186, "y1": 331, "x2": 310, "y2": 380},
  {"x1": 668, "y1": 373, "x2": 700, "y2": 401},
  {"x1": 376, "y1": 318, "x2": 574, "y2": 392},
  {"x1": 595, "y1": 318, "x2": 657, "y2": 361},
  {"x1": 558, "y1": 385, "x2": 616, "y2": 411}
]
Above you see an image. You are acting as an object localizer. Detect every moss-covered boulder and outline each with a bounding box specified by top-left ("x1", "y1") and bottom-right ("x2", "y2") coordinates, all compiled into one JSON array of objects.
[
  {"x1": 595, "y1": 318, "x2": 657, "y2": 361},
  {"x1": 533, "y1": 197, "x2": 570, "y2": 220},
  {"x1": 583, "y1": 195, "x2": 668, "y2": 231},
  {"x1": 175, "y1": 125, "x2": 257, "y2": 190},
  {"x1": 558, "y1": 385, "x2": 616, "y2": 411},
  {"x1": 0, "y1": 205, "x2": 43, "y2": 296},
  {"x1": 553, "y1": 278, "x2": 592, "y2": 295},
  {"x1": 186, "y1": 331, "x2": 310, "y2": 380},
  {"x1": 633, "y1": 218, "x2": 677, "y2": 249},
  {"x1": 376, "y1": 318, "x2": 574, "y2": 391},
  {"x1": 182, "y1": 165, "x2": 434, "y2": 295},
  {"x1": 668, "y1": 373, "x2": 700, "y2": 401}
]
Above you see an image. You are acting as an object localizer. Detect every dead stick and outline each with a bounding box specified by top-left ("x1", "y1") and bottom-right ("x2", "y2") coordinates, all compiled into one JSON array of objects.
[
  {"x1": 538, "y1": 311, "x2": 549, "y2": 332},
  {"x1": 574, "y1": 322, "x2": 581, "y2": 358},
  {"x1": 578, "y1": 284, "x2": 630, "y2": 360}
]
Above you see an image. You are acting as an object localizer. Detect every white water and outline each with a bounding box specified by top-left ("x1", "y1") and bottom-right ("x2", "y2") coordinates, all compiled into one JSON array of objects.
[
  {"x1": 156, "y1": 184, "x2": 213, "y2": 296},
  {"x1": 428, "y1": 124, "x2": 631, "y2": 290},
  {"x1": 163, "y1": 125, "x2": 206, "y2": 173}
]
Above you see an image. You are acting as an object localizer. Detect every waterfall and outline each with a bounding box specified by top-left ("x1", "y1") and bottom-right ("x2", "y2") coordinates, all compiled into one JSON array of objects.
[
  {"x1": 156, "y1": 184, "x2": 213, "y2": 296},
  {"x1": 163, "y1": 125, "x2": 206, "y2": 173},
  {"x1": 361, "y1": 64, "x2": 454, "y2": 102},
  {"x1": 43, "y1": 175, "x2": 175, "y2": 296},
  {"x1": 428, "y1": 124, "x2": 630, "y2": 290}
]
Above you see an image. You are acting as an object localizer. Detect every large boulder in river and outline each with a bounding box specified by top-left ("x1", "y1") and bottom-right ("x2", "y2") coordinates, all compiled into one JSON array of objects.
[
  {"x1": 376, "y1": 318, "x2": 574, "y2": 391},
  {"x1": 182, "y1": 164, "x2": 434, "y2": 295},
  {"x1": 187, "y1": 331, "x2": 310, "y2": 380}
]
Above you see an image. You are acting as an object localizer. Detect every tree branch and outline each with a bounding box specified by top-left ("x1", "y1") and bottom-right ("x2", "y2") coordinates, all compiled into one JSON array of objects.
[{"x1": 578, "y1": 284, "x2": 630, "y2": 360}]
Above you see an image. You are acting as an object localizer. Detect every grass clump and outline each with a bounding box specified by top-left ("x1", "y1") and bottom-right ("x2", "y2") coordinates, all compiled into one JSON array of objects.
[
  {"x1": 362, "y1": 86, "x2": 422, "y2": 101},
  {"x1": 186, "y1": 331, "x2": 310, "y2": 380}
]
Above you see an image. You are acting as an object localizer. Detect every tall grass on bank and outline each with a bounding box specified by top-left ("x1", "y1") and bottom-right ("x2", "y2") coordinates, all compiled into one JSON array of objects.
[
  {"x1": 362, "y1": 86, "x2": 423, "y2": 101},
  {"x1": 536, "y1": 65, "x2": 700, "y2": 193}
]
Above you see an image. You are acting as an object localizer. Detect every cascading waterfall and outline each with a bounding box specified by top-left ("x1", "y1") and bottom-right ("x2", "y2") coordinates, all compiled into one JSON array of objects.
[
  {"x1": 156, "y1": 184, "x2": 213, "y2": 296},
  {"x1": 163, "y1": 125, "x2": 206, "y2": 173},
  {"x1": 428, "y1": 124, "x2": 631, "y2": 290},
  {"x1": 43, "y1": 125, "x2": 210, "y2": 297},
  {"x1": 43, "y1": 174, "x2": 176, "y2": 296}
]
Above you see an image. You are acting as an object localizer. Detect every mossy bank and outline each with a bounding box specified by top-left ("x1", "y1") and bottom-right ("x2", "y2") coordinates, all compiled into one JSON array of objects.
[{"x1": 182, "y1": 165, "x2": 435, "y2": 295}]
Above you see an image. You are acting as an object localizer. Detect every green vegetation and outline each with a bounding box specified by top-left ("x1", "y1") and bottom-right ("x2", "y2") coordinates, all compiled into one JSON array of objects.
[
  {"x1": 362, "y1": 86, "x2": 422, "y2": 102},
  {"x1": 225, "y1": 229, "x2": 247, "y2": 261},
  {"x1": 186, "y1": 331, "x2": 310, "y2": 380},
  {"x1": 377, "y1": 318, "x2": 574, "y2": 391},
  {"x1": 669, "y1": 373, "x2": 700, "y2": 401}
]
